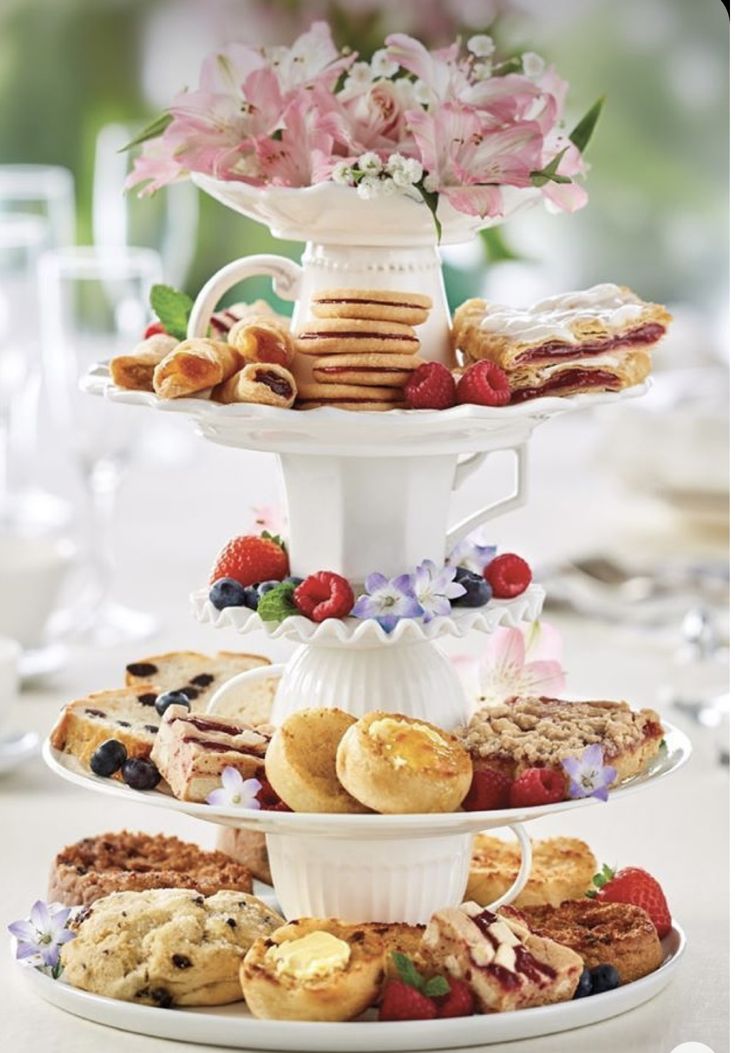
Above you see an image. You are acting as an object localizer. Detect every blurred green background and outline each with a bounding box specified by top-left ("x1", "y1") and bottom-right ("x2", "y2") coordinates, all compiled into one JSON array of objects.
[{"x1": 0, "y1": 0, "x2": 728, "y2": 324}]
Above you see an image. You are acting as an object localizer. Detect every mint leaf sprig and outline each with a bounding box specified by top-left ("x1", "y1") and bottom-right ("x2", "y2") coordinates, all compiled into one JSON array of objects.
[
  {"x1": 392, "y1": 951, "x2": 450, "y2": 998},
  {"x1": 150, "y1": 284, "x2": 194, "y2": 341}
]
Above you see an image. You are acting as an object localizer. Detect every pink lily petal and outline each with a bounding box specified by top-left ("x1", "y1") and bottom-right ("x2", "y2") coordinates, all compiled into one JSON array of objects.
[
  {"x1": 524, "y1": 620, "x2": 565, "y2": 663},
  {"x1": 524, "y1": 659, "x2": 567, "y2": 696},
  {"x1": 542, "y1": 180, "x2": 589, "y2": 213},
  {"x1": 483, "y1": 626, "x2": 527, "y2": 670}
]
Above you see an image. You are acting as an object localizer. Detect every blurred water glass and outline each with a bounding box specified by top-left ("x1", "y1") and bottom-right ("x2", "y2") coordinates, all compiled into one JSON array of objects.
[
  {"x1": 39, "y1": 245, "x2": 162, "y2": 645},
  {"x1": 0, "y1": 165, "x2": 75, "y2": 248}
]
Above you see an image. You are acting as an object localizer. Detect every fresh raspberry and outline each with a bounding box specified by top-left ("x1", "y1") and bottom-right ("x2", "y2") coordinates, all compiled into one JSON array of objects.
[
  {"x1": 509, "y1": 767, "x2": 567, "y2": 808},
  {"x1": 483, "y1": 553, "x2": 532, "y2": 599},
  {"x1": 144, "y1": 321, "x2": 167, "y2": 338},
  {"x1": 434, "y1": 977, "x2": 475, "y2": 1018},
  {"x1": 404, "y1": 362, "x2": 456, "y2": 410},
  {"x1": 462, "y1": 767, "x2": 512, "y2": 811},
  {"x1": 379, "y1": 980, "x2": 438, "y2": 1022},
  {"x1": 593, "y1": 865, "x2": 672, "y2": 938},
  {"x1": 209, "y1": 533, "x2": 289, "y2": 588},
  {"x1": 294, "y1": 571, "x2": 355, "y2": 622},
  {"x1": 457, "y1": 361, "x2": 511, "y2": 407}
]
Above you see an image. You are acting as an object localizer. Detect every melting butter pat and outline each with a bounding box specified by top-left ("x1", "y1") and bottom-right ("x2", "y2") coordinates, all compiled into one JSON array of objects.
[
  {"x1": 368, "y1": 717, "x2": 451, "y2": 769},
  {"x1": 266, "y1": 931, "x2": 351, "y2": 981}
]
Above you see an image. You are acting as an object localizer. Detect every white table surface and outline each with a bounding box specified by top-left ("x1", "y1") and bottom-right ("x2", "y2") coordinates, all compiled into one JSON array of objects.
[{"x1": 0, "y1": 407, "x2": 729, "y2": 1053}]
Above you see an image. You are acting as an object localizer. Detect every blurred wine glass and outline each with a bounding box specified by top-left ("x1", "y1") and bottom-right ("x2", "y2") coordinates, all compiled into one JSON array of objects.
[
  {"x1": 39, "y1": 246, "x2": 162, "y2": 645},
  {"x1": 0, "y1": 165, "x2": 75, "y2": 248}
]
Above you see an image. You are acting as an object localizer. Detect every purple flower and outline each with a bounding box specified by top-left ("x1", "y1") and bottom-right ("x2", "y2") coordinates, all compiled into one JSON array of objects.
[
  {"x1": 206, "y1": 767, "x2": 262, "y2": 809},
  {"x1": 562, "y1": 744, "x2": 617, "y2": 802},
  {"x1": 411, "y1": 559, "x2": 466, "y2": 622},
  {"x1": 448, "y1": 536, "x2": 497, "y2": 575},
  {"x1": 8, "y1": 900, "x2": 76, "y2": 974},
  {"x1": 352, "y1": 572, "x2": 423, "y2": 632}
]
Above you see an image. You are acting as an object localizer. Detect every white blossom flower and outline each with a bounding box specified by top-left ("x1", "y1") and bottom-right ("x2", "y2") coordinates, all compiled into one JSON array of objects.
[
  {"x1": 357, "y1": 151, "x2": 383, "y2": 174},
  {"x1": 356, "y1": 174, "x2": 383, "y2": 199},
  {"x1": 472, "y1": 60, "x2": 494, "y2": 80},
  {"x1": 468, "y1": 34, "x2": 495, "y2": 58},
  {"x1": 332, "y1": 161, "x2": 356, "y2": 186},
  {"x1": 412, "y1": 559, "x2": 466, "y2": 622},
  {"x1": 342, "y1": 61, "x2": 373, "y2": 95},
  {"x1": 412, "y1": 79, "x2": 432, "y2": 106},
  {"x1": 377, "y1": 175, "x2": 399, "y2": 195},
  {"x1": 522, "y1": 51, "x2": 546, "y2": 78},
  {"x1": 206, "y1": 766, "x2": 262, "y2": 809},
  {"x1": 386, "y1": 153, "x2": 423, "y2": 186},
  {"x1": 371, "y1": 48, "x2": 399, "y2": 78}
]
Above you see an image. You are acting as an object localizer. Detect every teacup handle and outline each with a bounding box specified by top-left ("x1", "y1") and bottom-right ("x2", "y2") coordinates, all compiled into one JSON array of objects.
[
  {"x1": 187, "y1": 254, "x2": 303, "y2": 339},
  {"x1": 207, "y1": 663, "x2": 286, "y2": 716},
  {"x1": 446, "y1": 443, "x2": 528, "y2": 555}
]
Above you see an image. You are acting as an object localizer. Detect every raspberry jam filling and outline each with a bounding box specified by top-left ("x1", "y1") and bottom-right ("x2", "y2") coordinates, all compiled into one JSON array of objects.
[
  {"x1": 318, "y1": 366, "x2": 407, "y2": 375},
  {"x1": 517, "y1": 323, "x2": 665, "y2": 363},
  {"x1": 510, "y1": 369, "x2": 619, "y2": 403},
  {"x1": 181, "y1": 737, "x2": 266, "y2": 757},
  {"x1": 470, "y1": 910, "x2": 557, "y2": 991},
  {"x1": 175, "y1": 715, "x2": 244, "y2": 737},
  {"x1": 255, "y1": 370, "x2": 293, "y2": 398},
  {"x1": 316, "y1": 298, "x2": 422, "y2": 309},
  {"x1": 299, "y1": 332, "x2": 417, "y2": 342}
]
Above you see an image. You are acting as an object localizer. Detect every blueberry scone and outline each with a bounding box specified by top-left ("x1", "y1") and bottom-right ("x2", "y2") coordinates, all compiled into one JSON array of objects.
[{"x1": 61, "y1": 888, "x2": 282, "y2": 1006}]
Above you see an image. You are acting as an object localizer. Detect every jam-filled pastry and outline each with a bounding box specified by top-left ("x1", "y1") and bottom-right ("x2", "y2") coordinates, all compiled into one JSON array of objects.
[
  {"x1": 311, "y1": 288, "x2": 432, "y2": 327},
  {"x1": 152, "y1": 338, "x2": 244, "y2": 399},
  {"x1": 421, "y1": 903, "x2": 584, "y2": 1012},
  {"x1": 452, "y1": 283, "x2": 670, "y2": 402},
  {"x1": 209, "y1": 299, "x2": 289, "y2": 339},
  {"x1": 227, "y1": 315, "x2": 295, "y2": 368},
  {"x1": 312, "y1": 353, "x2": 423, "y2": 388},
  {"x1": 110, "y1": 333, "x2": 179, "y2": 391},
  {"x1": 213, "y1": 362, "x2": 296, "y2": 408},
  {"x1": 295, "y1": 317, "x2": 420, "y2": 357}
]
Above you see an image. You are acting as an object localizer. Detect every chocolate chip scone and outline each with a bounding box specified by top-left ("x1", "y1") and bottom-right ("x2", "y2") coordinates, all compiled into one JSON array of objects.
[
  {"x1": 61, "y1": 888, "x2": 283, "y2": 1007},
  {"x1": 48, "y1": 831, "x2": 254, "y2": 907}
]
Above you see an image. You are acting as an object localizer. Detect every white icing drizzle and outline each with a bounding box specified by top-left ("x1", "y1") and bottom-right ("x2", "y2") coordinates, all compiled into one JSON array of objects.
[{"x1": 479, "y1": 283, "x2": 645, "y2": 345}]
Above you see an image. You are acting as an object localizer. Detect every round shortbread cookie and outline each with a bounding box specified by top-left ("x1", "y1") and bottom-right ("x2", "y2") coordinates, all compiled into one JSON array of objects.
[
  {"x1": 312, "y1": 353, "x2": 422, "y2": 388},
  {"x1": 297, "y1": 381, "x2": 403, "y2": 402},
  {"x1": 297, "y1": 400, "x2": 406, "y2": 412},
  {"x1": 295, "y1": 317, "x2": 420, "y2": 356},
  {"x1": 311, "y1": 288, "x2": 432, "y2": 326}
]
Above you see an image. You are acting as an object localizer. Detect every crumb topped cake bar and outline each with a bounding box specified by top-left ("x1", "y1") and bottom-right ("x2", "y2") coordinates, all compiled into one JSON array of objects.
[{"x1": 456, "y1": 696, "x2": 664, "y2": 787}]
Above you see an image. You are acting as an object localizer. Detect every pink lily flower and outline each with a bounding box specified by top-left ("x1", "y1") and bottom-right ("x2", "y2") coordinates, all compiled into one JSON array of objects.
[
  {"x1": 386, "y1": 34, "x2": 468, "y2": 103},
  {"x1": 253, "y1": 92, "x2": 335, "y2": 187},
  {"x1": 316, "y1": 79, "x2": 418, "y2": 158},
  {"x1": 268, "y1": 21, "x2": 354, "y2": 94},
  {"x1": 405, "y1": 103, "x2": 543, "y2": 217},
  {"x1": 478, "y1": 621, "x2": 566, "y2": 703},
  {"x1": 125, "y1": 137, "x2": 187, "y2": 196}
]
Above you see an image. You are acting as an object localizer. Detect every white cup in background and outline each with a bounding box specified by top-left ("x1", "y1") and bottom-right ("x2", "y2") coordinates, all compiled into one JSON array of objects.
[
  {"x1": 0, "y1": 536, "x2": 75, "y2": 649},
  {"x1": 0, "y1": 635, "x2": 20, "y2": 734}
]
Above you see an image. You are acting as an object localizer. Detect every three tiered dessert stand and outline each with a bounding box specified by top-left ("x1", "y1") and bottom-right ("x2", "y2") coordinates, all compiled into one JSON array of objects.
[{"x1": 35, "y1": 177, "x2": 691, "y2": 1049}]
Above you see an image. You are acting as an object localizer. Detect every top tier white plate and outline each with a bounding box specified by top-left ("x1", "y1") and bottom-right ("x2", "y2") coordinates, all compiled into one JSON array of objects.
[{"x1": 82, "y1": 365, "x2": 650, "y2": 457}]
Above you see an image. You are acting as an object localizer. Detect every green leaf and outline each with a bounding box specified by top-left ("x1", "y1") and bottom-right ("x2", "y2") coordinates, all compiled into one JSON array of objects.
[
  {"x1": 530, "y1": 148, "x2": 573, "y2": 187},
  {"x1": 658, "y1": 738, "x2": 668, "y2": 754},
  {"x1": 569, "y1": 96, "x2": 604, "y2": 155},
  {"x1": 477, "y1": 227, "x2": 522, "y2": 264},
  {"x1": 493, "y1": 56, "x2": 523, "y2": 76},
  {"x1": 417, "y1": 184, "x2": 443, "y2": 244},
  {"x1": 260, "y1": 531, "x2": 286, "y2": 551},
  {"x1": 149, "y1": 284, "x2": 194, "y2": 341},
  {"x1": 256, "y1": 582, "x2": 297, "y2": 624},
  {"x1": 424, "y1": 975, "x2": 451, "y2": 998},
  {"x1": 392, "y1": 951, "x2": 425, "y2": 992},
  {"x1": 592, "y1": 863, "x2": 617, "y2": 890},
  {"x1": 585, "y1": 889, "x2": 598, "y2": 899},
  {"x1": 119, "y1": 112, "x2": 173, "y2": 153}
]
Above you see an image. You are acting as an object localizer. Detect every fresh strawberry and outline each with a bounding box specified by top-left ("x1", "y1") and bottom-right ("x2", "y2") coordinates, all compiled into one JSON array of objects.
[
  {"x1": 434, "y1": 977, "x2": 474, "y2": 1018},
  {"x1": 144, "y1": 320, "x2": 167, "y2": 338},
  {"x1": 592, "y1": 865, "x2": 672, "y2": 938},
  {"x1": 483, "y1": 553, "x2": 532, "y2": 599},
  {"x1": 456, "y1": 361, "x2": 511, "y2": 407},
  {"x1": 379, "y1": 980, "x2": 437, "y2": 1021},
  {"x1": 509, "y1": 767, "x2": 567, "y2": 808},
  {"x1": 294, "y1": 571, "x2": 354, "y2": 622},
  {"x1": 462, "y1": 767, "x2": 512, "y2": 811},
  {"x1": 404, "y1": 362, "x2": 456, "y2": 410},
  {"x1": 209, "y1": 532, "x2": 288, "y2": 588}
]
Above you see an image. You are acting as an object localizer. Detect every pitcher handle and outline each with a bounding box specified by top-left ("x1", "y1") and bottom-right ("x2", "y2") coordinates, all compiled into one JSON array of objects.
[
  {"x1": 207, "y1": 663, "x2": 286, "y2": 716},
  {"x1": 453, "y1": 452, "x2": 489, "y2": 489},
  {"x1": 484, "y1": 823, "x2": 533, "y2": 910},
  {"x1": 187, "y1": 254, "x2": 303, "y2": 339},
  {"x1": 446, "y1": 443, "x2": 528, "y2": 554}
]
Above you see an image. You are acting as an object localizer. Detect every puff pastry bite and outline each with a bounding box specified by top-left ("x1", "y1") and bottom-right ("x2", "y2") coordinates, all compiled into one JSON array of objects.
[
  {"x1": 213, "y1": 362, "x2": 296, "y2": 407},
  {"x1": 265, "y1": 708, "x2": 369, "y2": 814},
  {"x1": 335, "y1": 711, "x2": 472, "y2": 814},
  {"x1": 240, "y1": 917, "x2": 385, "y2": 1021},
  {"x1": 152, "y1": 337, "x2": 243, "y2": 399},
  {"x1": 227, "y1": 315, "x2": 295, "y2": 368},
  {"x1": 421, "y1": 903, "x2": 584, "y2": 1012},
  {"x1": 110, "y1": 333, "x2": 178, "y2": 391},
  {"x1": 452, "y1": 283, "x2": 670, "y2": 402}
]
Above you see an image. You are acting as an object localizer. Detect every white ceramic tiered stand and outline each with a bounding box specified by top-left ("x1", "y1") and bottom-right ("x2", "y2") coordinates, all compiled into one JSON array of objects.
[{"x1": 34, "y1": 179, "x2": 690, "y2": 1047}]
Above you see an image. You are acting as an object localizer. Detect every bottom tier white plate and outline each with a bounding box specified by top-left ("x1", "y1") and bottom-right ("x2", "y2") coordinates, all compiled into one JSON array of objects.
[{"x1": 16, "y1": 923, "x2": 685, "y2": 1051}]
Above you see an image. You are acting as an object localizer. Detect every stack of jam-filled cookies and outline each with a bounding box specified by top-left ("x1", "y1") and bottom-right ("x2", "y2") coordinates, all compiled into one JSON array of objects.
[{"x1": 295, "y1": 288, "x2": 431, "y2": 410}]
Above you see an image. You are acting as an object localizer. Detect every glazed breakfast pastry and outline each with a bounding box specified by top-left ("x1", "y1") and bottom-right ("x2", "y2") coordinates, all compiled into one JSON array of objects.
[
  {"x1": 152, "y1": 337, "x2": 244, "y2": 399},
  {"x1": 212, "y1": 362, "x2": 296, "y2": 408}
]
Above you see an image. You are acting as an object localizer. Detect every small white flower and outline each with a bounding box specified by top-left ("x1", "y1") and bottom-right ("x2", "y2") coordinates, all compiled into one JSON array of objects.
[
  {"x1": 472, "y1": 61, "x2": 494, "y2": 80},
  {"x1": 522, "y1": 51, "x2": 546, "y2": 78},
  {"x1": 342, "y1": 61, "x2": 373, "y2": 95},
  {"x1": 332, "y1": 161, "x2": 356, "y2": 186},
  {"x1": 377, "y1": 174, "x2": 399, "y2": 196},
  {"x1": 386, "y1": 154, "x2": 423, "y2": 186},
  {"x1": 371, "y1": 48, "x2": 399, "y2": 78},
  {"x1": 412, "y1": 79, "x2": 432, "y2": 106},
  {"x1": 356, "y1": 174, "x2": 382, "y2": 199},
  {"x1": 357, "y1": 151, "x2": 383, "y2": 174},
  {"x1": 468, "y1": 34, "x2": 495, "y2": 58},
  {"x1": 206, "y1": 767, "x2": 262, "y2": 809}
]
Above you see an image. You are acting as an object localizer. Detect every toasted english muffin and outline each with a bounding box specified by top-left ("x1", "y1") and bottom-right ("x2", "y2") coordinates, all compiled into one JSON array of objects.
[{"x1": 466, "y1": 836, "x2": 597, "y2": 908}]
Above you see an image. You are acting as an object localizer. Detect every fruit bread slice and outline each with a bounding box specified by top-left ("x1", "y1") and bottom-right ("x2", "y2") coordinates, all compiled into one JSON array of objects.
[
  {"x1": 50, "y1": 686, "x2": 164, "y2": 778},
  {"x1": 151, "y1": 705, "x2": 271, "y2": 802},
  {"x1": 455, "y1": 696, "x2": 664, "y2": 789},
  {"x1": 124, "y1": 650, "x2": 275, "y2": 725}
]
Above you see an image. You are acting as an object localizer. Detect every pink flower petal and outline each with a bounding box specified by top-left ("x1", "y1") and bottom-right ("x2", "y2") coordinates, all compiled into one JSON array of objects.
[{"x1": 483, "y1": 626, "x2": 527, "y2": 669}]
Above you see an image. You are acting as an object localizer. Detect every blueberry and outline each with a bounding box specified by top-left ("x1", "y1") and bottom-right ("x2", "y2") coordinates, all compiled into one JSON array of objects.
[
  {"x1": 209, "y1": 577, "x2": 247, "y2": 610},
  {"x1": 242, "y1": 587, "x2": 259, "y2": 610},
  {"x1": 257, "y1": 580, "x2": 282, "y2": 597},
  {"x1": 573, "y1": 968, "x2": 594, "y2": 999},
  {"x1": 284, "y1": 576, "x2": 304, "y2": 587},
  {"x1": 589, "y1": 964, "x2": 621, "y2": 994},
  {"x1": 452, "y1": 567, "x2": 492, "y2": 608},
  {"x1": 121, "y1": 757, "x2": 161, "y2": 791},
  {"x1": 154, "y1": 690, "x2": 191, "y2": 717},
  {"x1": 90, "y1": 739, "x2": 127, "y2": 777}
]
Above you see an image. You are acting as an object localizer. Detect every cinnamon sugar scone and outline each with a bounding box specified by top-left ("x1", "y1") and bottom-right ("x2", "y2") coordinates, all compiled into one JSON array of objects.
[
  {"x1": 456, "y1": 697, "x2": 664, "y2": 789},
  {"x1": 49, "y1": 831, "x2": 253, "y2": 906}
]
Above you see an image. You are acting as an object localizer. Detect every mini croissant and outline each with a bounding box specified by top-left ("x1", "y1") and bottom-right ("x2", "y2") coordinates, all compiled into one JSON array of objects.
[
  {"x1": 152, "y1": 338, "x2": 244, "y2": 399},
  {"x1": 227, "y1": 316, "x2": 295, "y2": 368},
  {"x1": 110, "y1": 333, "x2": 178, "y2": 392}
]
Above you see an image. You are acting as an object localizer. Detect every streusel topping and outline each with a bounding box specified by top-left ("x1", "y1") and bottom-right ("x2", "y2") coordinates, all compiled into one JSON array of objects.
[{"x1": 455, "y1": 697, "x2": 661, "y2": 765}]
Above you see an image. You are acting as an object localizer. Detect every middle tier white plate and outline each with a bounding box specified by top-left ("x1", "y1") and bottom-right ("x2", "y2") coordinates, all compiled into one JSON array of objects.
[
  {"x1": 191, "y1": 584, "x2": 545, "y2": 647},
  {"x1": 43, "y1": 721, "x2": 690, "y2": 838}
]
